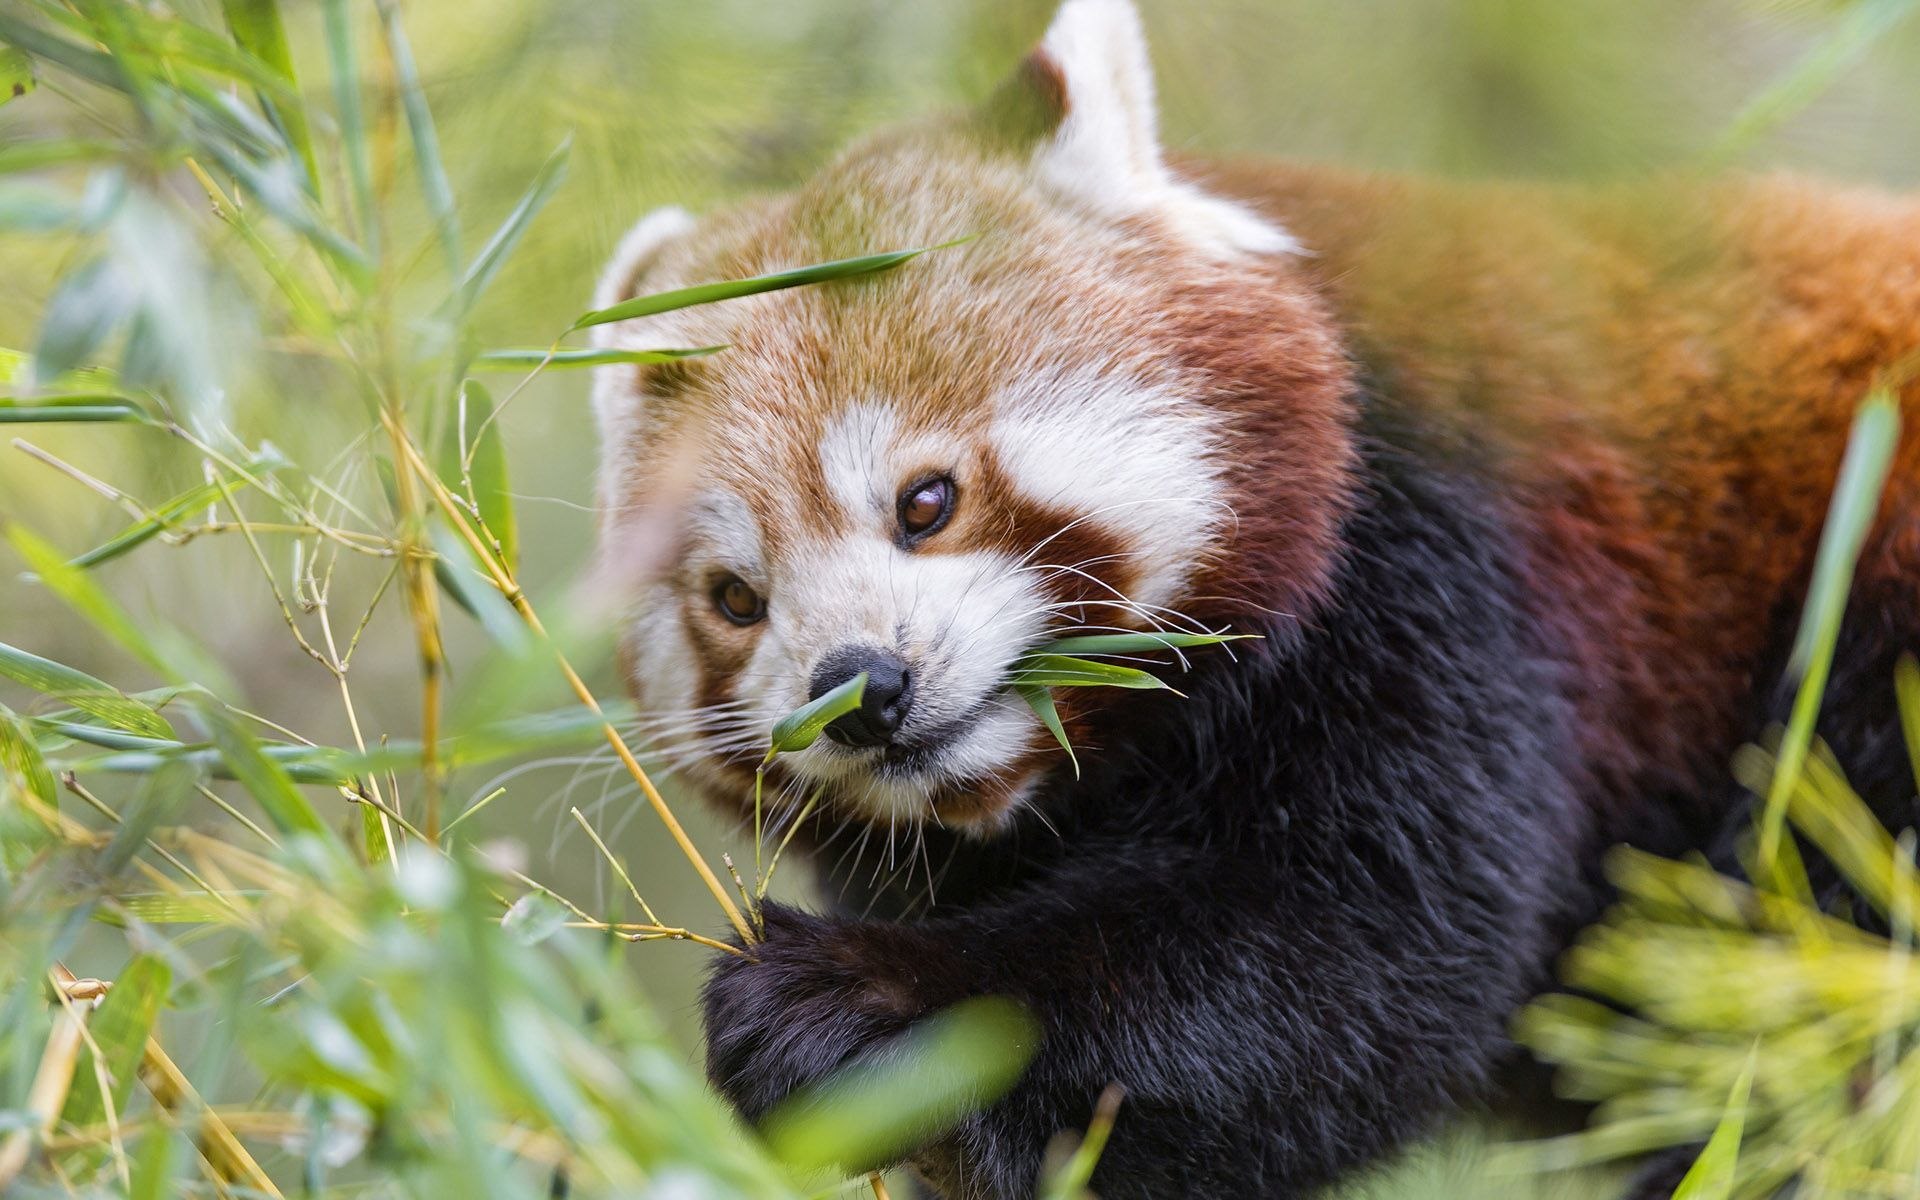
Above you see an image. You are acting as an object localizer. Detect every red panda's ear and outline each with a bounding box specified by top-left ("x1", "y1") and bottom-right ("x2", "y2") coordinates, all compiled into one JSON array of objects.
[
  {"x1": 988, "y1": 0, "x2": 1300, "y2": 260},
  {"x1": 592, "y1": 206, "x2": 697, "y2": 316}
]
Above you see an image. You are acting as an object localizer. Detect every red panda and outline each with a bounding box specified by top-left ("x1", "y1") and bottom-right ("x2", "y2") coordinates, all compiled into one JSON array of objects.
[{"x1": 588, "y1": 1, "x2": 1920, "y2": 1195}]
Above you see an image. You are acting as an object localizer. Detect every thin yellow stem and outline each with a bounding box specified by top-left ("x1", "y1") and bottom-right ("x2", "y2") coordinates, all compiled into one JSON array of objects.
[{"x1": 381, "y1": 410, "x2": 753, "y2": 943}]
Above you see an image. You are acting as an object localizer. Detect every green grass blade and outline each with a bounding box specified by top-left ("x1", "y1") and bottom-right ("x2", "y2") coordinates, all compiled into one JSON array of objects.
[
  {"x1": 766, "y1": 673, "x2": 867, "y2": 759},
  {"x1": 1670, "y1": 1051, "x2": 1756, "y2": 1200},
  {"x1": 471, "y1": 345, "x2": 726, "y2": 371},
  {"x1": 1015, "y1": 684, "x2": 1077, "y2": 779},
  {"x1": 0, "y1": 641, "x2": 173, "y2": 739},
  {"x1": 61, "y1": 954, "x2": 169, "y2": 1129},
  {"x1": 448, "y1": 138, "x2": 569, "y2": 317},
  {"x1": 1010, "y1": 654, "x2": 1169, "y2": 691},
  {"x1": 375, "y1": 0, "x2": 459, "y2": 273},
  {"x1": 219, "y1": 0, "x2": 319, "y2": 196},
  {"x1": 570, "y1": 243, "x2": 954, "y2": 331},
  {"x1": 1757, "y1": 392, "x2": 1900, "y2": 873}
]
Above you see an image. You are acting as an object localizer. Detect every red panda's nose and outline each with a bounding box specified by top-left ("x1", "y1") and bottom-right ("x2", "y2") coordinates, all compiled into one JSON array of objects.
[{"x1": 810, "y1": 647, "x2": 913, "y2": 748}]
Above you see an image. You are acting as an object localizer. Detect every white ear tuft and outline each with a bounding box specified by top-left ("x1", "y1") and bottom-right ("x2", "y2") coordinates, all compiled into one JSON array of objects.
[
  {"x1": 1027, "y1": 0, "x2": 1300, "y2": 259},
  {"x1": 592, "y1": 206, "x2": 696, "y2": 317}
]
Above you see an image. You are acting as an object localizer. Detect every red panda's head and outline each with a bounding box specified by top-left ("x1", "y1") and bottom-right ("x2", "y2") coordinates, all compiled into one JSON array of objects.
[{"x1": 591, "y1": 0, "x2": 1354, "y2": 833}]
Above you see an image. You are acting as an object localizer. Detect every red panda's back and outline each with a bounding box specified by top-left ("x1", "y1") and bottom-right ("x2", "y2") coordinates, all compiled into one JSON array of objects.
[{"x1": 1197, "y1": 157, "x2": 1920, "y2": 827}]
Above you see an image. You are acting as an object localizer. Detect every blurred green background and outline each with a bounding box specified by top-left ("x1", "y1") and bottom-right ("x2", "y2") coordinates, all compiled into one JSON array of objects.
[{"x1": 5, "y1": 1, "x2": 1920, "y2": 1193}]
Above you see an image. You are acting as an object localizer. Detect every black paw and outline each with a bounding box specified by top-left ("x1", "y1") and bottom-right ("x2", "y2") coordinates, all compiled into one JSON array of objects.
[{"x1": 702, "y1": 902, "x2": 942, "y2": 1123}]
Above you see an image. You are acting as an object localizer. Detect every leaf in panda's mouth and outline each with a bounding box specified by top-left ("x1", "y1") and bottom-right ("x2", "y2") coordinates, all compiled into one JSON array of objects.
[
  {"x1": 764, "y1": 671, "x2": 868, "y2": 762},
  {"x1": 1009, "y1": 631, "x2": 1259, "y2": 776}
]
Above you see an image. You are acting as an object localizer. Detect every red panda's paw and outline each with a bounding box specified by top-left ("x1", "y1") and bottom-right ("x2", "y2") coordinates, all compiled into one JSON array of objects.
[{"x1": 701, "y1": 902, "x2": 943, "y2": 1127}]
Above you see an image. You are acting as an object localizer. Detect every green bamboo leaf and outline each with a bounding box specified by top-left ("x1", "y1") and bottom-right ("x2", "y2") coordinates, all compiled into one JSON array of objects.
[
  {"x1": 219, "y1": 0, "x2": 319, "y2": 195},
  {"x1": 0, "y1": 14, "x2": 122, "y2": 93},
  {"x1": 0, "y1": 140, "x2": 116, "y2": 175},
  {"x1": 32, "y1": 259, "x2": 129, "y2": 386},
  {"x1": 428, "y1": 520, "x2": 527, "y2": 651},
  {"x1": 1759, "y1": 392, "x2": 1901, "y2": 871},
  {"x1": 1010, "y1": 654, "x2": 1169, "y2": 691},
  {"x1": 447, "y1": 380, "x2": 517, "y2": 573},
  {"x1": 1670, "y1": 1052, "x2": 1756, "y2": 1200},
  {"x1": 1015, "y1": 684, "x2": 1077, "y2": 779},
  {"x1": 195, "y1": 699, "x2": 332, "y2": 842},
  {"x1": 376, "y1": 0, "x2": 458, "y2": 273},
  {"x1": 129, "y1": 1127, "x2": 180, "y2": 1200},
  {"x1": 764, "y1": 996, "x2": 1037, "y2": 1173},
  {"x1": 1033, "y1": 632, "x2": 1255, "y2": 657},
  {"x1": 321, "y1": 0, "x2": 375, "y2": 255},
  {"x1": 1897, "y1": 654, "x2": 1920, "y2": 801},
  {"x1": 0, "y1": 45, "x2": 33, "y2": 104},
  {"x1": 0, "y1": 641, "x2": 173, "y2": 739},
  {"x1": 113, "y1": 892, "x2": 261, "y2": 924},
  {"x1": 0, "y1": 401, "x2": 143, "y2": 423},
  {"x1": 448, "y1": 139, "x2": 569, "y2": 317},
  {"x1": 62, "y1": 954, "x2": 170, "y2": 1129},
  {"x1": 7, "y1": 525, "x2": 171, "y2": 676},
  {"x1": 766, "y1": 673, "x2": 867, "y2": 759},
  {"x1": 571, "y1": 243, "x2": 957, "y2": 332},
  {"x1": 471, "y1": 345, "x2": 726, "y2": 371},
  {"x1": 71, "y1": 468, "x2": 270, "y2": 568},
  {"x1": 0, "y1": 706, "x2": 56, "y2": 807}
]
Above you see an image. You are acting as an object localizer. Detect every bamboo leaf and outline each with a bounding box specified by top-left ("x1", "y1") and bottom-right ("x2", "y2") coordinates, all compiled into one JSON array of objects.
[
  {"x1": 764, "y1": 996, "x2": 1037, "y2": 1173},
  {"x1": 195, "y1": 699, "x2": 332, "y2": 842},
  {"x1": 71, "y1": 468, "x2": 270, "y2": 568},
  {"x1": 0, "y1": 706, "x2": 56, "y2": 808},
  {"x1": 376, "y1": 0, "x2": 458, "y2": 272},
  {"x1": 0, "y1": 44, "x2": 33, "y2": 104},
  {"x1": 1010, "y1": 654, "x2": 1169, "y2": 691},
  {"x1": 0, "y1": 401, "x2": 144, "y2": 423},
  {"x1": 471, "y1": 345, "x2": 725, "y2": 371},
  {"x1": 0, "y1": 641, "x2": 173, "y2": 739},
  {"x1": 7, "y1": 525, "x2": 172, "y2": 676},
  {"x1": 570, "y1": 243, "x2": 956, "y2": 331},
  {"x1": 321, "y1": 0, "x2": 375, "y2": 255},
  {"x1": 766, "y1": 673, "x2": 867, "y2": 759},
  {"x1": 446, "y1": 380, "x2": 517, "y2": 573},
  {"x1": 1758, "y1": 392, "x2": 1901, "y2": 873},
  {"x1": 1033, "y1": 632, "x2": 1255, "y2": 657},
  {"x1": 1670, "y1": 1051, "x2": 1755, "y2": 1200},
  {"x1": 219, "y1": 0, "x2": 319, "y2": 195},
  {"x1": 448, "y1": 139, "x2": 569, "y2": 317},
  {"x1": 1015, "y1": 684, "x2": 1077, "y2": 779},
  {"x1": 62, "y1": 954, "x2": 169, "y2": 1129}
]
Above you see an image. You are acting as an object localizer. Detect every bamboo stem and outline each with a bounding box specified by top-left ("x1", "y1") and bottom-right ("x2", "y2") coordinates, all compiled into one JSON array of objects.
[{"x1": 379, "y1": 409, "x2": 753, "y2": 943}]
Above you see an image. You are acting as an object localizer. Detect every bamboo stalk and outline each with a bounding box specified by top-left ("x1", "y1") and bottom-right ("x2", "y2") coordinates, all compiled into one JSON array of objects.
[
  {"x1": 0, "y1": 973, "x2": 101, "y2": 1189},
  {"x1": 379, "y1": 409, "x2": 752, "y2": 942}
]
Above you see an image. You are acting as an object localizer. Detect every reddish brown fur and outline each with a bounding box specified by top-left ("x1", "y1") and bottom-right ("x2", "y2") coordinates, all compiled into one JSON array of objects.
[{"x1": 1190, "y1": 159, "x2": 1920, "y2": 818}]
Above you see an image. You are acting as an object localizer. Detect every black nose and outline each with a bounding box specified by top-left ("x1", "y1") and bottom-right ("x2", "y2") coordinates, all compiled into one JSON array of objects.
[{"x1": 809, "y1": 646, "x2": 913, "y2": 748}]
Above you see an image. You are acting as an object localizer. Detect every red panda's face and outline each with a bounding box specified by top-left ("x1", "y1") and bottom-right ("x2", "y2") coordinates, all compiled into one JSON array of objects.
[{"x1": 589, "y1": 0, "x2": 1352, "y2": 832}]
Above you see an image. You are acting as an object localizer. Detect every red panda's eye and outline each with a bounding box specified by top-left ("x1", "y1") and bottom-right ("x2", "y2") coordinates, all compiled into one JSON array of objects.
[
  {"x1": 713, "y1": 576, "x2": 766, "y2": 625},
  {"x1": 899, "y1": 476, "x2": 955, "y2": 541}
]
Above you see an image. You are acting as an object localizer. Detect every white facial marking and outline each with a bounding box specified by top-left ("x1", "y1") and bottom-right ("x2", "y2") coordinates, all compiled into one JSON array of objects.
[
  {"x1": 682, "y1": 488, "x2": 764, "y2": 580},
  {"x1": 818, "y1": 402, "x2": 899, "y2": 522},
  {"x1": 991, "y1": 366, "x2": 1224, "y2": 611}
]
